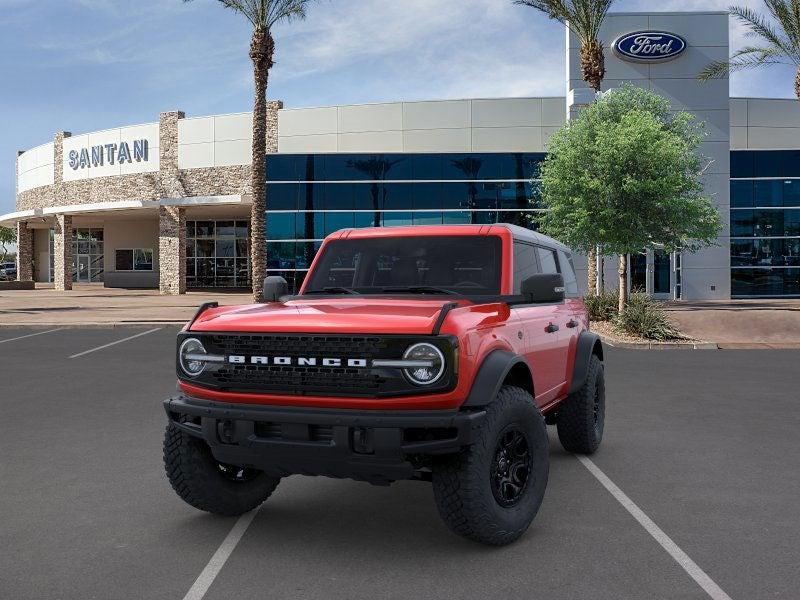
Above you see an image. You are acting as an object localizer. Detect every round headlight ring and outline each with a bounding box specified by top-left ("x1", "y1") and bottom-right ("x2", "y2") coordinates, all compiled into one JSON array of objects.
[
  {"x1": 403, "y1": 342, "x2": 446, "y2": 386},
  {"x1": 179, "y1": 337, "x2": 207, "y2": 377}
]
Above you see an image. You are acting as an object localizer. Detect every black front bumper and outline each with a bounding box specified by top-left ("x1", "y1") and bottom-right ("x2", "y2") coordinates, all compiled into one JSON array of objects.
[{"x1": 164, "y1": 395, "x2": 486, "y2": 484}]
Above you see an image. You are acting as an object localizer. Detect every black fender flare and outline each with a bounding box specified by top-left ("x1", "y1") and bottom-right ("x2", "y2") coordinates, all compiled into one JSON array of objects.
[
  {"x1": 462, "y1": 349, "x2": 532, "y2": 408},
  {"x1": 568, "y1": 331, "x2": 604, "y2": 395}
]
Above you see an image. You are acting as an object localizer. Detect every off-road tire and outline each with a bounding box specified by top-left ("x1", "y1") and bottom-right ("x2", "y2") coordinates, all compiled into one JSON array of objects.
[
  {"x1": 432, "y1": 386, "x2": 549, "y2": 546},
  {"x1": 556, "y1": 354, "x2": 605, "y2": 454},
  {"x1": 164, "y1": 423, "x2": 280, "y2": 516}
]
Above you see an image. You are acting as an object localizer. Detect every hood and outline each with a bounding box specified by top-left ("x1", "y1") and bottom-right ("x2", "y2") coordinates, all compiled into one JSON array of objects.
[{"x1": 190, "y1": 297, "x2": 467, "y2": 335}]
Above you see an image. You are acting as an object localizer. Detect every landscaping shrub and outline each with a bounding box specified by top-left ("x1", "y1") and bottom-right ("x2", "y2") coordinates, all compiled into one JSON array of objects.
[
  {"x1": 584, "y1": 289, "x2": 619, "y2": 322},
  {"x1": 614, "y1": 293, "x2": 684, "y2": 341}
]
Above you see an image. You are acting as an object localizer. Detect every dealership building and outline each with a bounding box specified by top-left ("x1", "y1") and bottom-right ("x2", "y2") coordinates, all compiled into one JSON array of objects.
[{"x1": 3, "y1": 10, "x2": 800, "y2": 299}]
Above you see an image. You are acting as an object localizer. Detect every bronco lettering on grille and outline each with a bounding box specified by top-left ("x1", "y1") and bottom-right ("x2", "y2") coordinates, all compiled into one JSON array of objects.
[{"x1": 228, "y1": 355, "x2": 369, "y2": 368}]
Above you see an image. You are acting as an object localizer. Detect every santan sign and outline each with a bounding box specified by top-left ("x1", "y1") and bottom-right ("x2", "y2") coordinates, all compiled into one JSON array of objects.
[
  {"x1": 613, "y1": 31, "x2": 687, "y2": 62},
  {"x1": 68, "y1": 139, "x2": 149, "y2": 170}
]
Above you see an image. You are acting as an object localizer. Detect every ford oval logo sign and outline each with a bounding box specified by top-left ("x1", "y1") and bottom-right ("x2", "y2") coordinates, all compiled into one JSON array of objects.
[{"x1": 613, "y1": 31, "x2": 687, "y2": 62}]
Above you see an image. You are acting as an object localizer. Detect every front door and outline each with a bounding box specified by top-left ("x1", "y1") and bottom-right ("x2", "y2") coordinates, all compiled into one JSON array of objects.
[
  {"x1": 652, "y1": 249, "x2": 672, "y2": 299},
  {"x1": 77, "y1": 255, "x2": 90, "y2": 282}
]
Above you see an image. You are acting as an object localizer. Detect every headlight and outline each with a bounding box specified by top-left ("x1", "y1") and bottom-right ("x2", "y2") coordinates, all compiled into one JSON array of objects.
[
  {"x1": 179, "y1": 337, "x2": 207, "y2": 377},
  {"x1": 403, "y1": 343, "x2": 445, "y2": 386}
]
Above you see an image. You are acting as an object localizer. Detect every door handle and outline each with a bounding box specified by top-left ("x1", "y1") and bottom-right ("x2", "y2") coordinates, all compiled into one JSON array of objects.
[
  {"x1": 545, "y1": 322, "x2": 559, "y2": 334},
  {"x1": 566, "y1": 319, "x2": 579, "y2": 328}
]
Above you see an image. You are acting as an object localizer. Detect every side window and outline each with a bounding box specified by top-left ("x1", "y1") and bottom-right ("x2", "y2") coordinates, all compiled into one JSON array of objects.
[
  {"x1": 558, "y1": 250, "x2": 579, "y2": 296},
  {"x1": 536, "y1": 246, "x2": 559, "y2": 274},
  {"x1": 513, "y1": 241, "x2": 539, "y2": 293}
]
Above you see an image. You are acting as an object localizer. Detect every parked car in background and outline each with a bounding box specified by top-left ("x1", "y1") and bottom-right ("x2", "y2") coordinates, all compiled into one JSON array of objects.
[{"x1": 0, "y1": 262, "x2": 16, "y2": 280}]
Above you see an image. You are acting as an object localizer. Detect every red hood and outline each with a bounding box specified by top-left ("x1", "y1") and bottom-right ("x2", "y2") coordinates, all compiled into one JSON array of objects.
[{"x1": 190, "y1": 298, "x2": 466, "y2": 335}]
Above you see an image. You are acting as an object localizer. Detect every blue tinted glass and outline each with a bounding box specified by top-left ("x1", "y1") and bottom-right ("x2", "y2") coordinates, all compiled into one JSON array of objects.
[
  {"x1": 497, "y1": 211, "x2": 531, "y2": 228},
  {"x1": 266, "y1": 155, "x2": 299, "y2": 181},
  {"x1": 266, "y1": 213, "x2": 295, "y2": 240},
  {"x1": 323, "y1": 183, "x2": 353, "y2": 210},
  {"x1": 471, "y1": 182, "x2": 499, "y2": 210},
  {"x1": 730, "y1": 210, "x2": 753, "y2": 237},
  {"x1": 353, "y1": 183, "x2": 380, "y2": 210},
  {"x1": 518, "y1": 153, "x2": 546, "y2": 179},
  {"x1": 267, "y1": 184, "x2": 298, "y2": 210},
  {"x1": 413, "y1": 211, "x2": 443, "y2": 225},
  {"x1": 754, "y1": 180, "x2": 783, "y2": 207},
  {"x1": 732, "y1": 268, "x2": 800, "y2": 296},
  {"x1": 785, "y1": 209, "x2": 800, "y2": 235},
  {"x1": 297, "y1": 184, "x2": 324, "y2": 211},
  {"x1": 441, "y1": 183, "x2": 469, "y2": 209},
  {"x1": 412, "y1": 154, "x2": 443, "y2": 180},
  {"x1": 730, "y1": 181, "x2": 753, "y2": 208},
  {"x1": 299, "y1": 154, "x2": 325, "y2": 181},
  {"x1": 781, "y1": 150, "x2": 800, "y2": 177},
  {"x1": 754, "y1": 151, "x2": 783, "y2": 177},
  {"x1": 499, "y1": 182, "x2": 531, "y2": 209},
  {"x1": 754, "y1": 209, "x2": 784, "y2": 236},
  {"x1": 325, "y1": 212, "x2": 354, "y2": 235},
  {"x1": 412, "y1": 182, "x2": 443, "y2": 209},
  {"x1": 383, "y1": 154, "x2": 412, "y2": 180},
  {"x1": 355, "y1": 212, "x2": 380, "y2": 228},
  {"x1": 296, "y1": 241, "x2": 317, "y2": 269},
  {"x1": 783, "y1": 180, "x2": 800, "y2": 207},
  {"x1": 443, "y1": 211, "x2": 472, "y2": 224},
  {"x1": 445, "y1": 155, "x2": 486, "y2": 180},
  {"x1": 294, "y1": 212, "x2": 324, "y2": 240},
  {"x1": 382, "y1": 212, "x2": 413, "y2": 227},
  {"x1": 325, "y1": 155, "x2": 360, "y2": 180},
  {"x1": 382, "y1": 183, "x2": 413, "y2": 210},
  {"x1": 730, "y1": 151, "x2": 754, "y2": 178}
]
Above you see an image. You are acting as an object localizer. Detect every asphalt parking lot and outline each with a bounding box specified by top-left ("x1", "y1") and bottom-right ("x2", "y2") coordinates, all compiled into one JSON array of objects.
[{"x1": 1, "y1": 327, "x2": 799, "y2": 600}]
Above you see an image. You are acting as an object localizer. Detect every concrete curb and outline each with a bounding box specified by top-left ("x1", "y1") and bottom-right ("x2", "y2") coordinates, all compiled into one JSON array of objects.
[{"x1": 596, "y1": 333, "x2": 719, "y2": 350}]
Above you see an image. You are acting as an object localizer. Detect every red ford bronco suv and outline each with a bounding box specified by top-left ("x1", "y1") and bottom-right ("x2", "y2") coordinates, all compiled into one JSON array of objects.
[{"x1": 163, "y1": 224, "x2": 605, "y2": 545}]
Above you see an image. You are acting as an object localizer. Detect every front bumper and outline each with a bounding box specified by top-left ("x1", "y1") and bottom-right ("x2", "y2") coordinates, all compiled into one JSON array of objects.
[{"x1": 164, "y1": 395, "x2": 486, "y2": 484}]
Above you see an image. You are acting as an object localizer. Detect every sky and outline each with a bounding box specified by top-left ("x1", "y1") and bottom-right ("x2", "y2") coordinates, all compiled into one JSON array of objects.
[{"x1": 0, "y1": 0, "x2": 797, "y2": 215}]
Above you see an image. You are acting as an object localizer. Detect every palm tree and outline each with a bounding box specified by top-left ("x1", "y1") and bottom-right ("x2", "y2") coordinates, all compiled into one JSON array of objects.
[
  {"x1": 514, "y1": 0, "x2": 616, "y2": 295},
  {"x1": 699, "y1": 3, "x2": 800, "y2": 101},
  {"x1": 184, "y1": 0, "x2": 313, "y2": 302}
]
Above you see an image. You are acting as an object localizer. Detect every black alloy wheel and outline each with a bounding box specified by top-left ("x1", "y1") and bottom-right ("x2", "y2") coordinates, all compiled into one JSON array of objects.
[{"x1": 490, "y1": 425, "x2": 532, "y2": 507}]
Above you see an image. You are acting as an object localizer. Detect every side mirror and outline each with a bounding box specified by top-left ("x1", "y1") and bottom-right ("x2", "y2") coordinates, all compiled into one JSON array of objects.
[
  {"x1": 263, "y1": 275, "x2": 288, "y2": 302},
  {"x1": 521, "y1": 273, "x2": 565, "y2": 304}
]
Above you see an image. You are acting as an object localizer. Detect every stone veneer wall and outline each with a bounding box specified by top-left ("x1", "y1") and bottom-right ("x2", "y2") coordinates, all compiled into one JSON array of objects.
[
  {"x1": 16, "y1": 102, "x2": 283, "y2": 212},
  {"x1": 53, "y1": 214, "x2": 73, "y2": 291},
  {"x1": 16, "y1": 222, "x2": 33, "y2": 281},
  {"x1": 15, "y1": 102, "x2": 282, "y2": 293}
]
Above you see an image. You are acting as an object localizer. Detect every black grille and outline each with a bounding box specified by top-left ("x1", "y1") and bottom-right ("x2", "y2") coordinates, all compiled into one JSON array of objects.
[
  {"x1": 179, "y1": 333, "x2": 455, "y2": 398},
  {"x1": 204, "y1": 334, "x2": 388, "y2": 396}
]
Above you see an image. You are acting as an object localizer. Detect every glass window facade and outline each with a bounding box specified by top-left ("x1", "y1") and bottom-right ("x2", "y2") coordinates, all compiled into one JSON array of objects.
[
  {"x1": 731, "y1": 151, "x2": 800, "y2": 297},
  {"x1": 186, "y1": 220, "x2": 251, "y2": 288},
  {"x1": 265, "y1": 153, "x2": 545, "y2": 291}
]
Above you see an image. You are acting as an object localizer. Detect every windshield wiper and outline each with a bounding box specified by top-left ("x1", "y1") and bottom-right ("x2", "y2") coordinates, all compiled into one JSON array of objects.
[
  {"x1": 304, "y1": 287, "x2": 360, "y2": 295},
  {"x1": 379, "y1": 286, "x2": 457, "y2": 295}
]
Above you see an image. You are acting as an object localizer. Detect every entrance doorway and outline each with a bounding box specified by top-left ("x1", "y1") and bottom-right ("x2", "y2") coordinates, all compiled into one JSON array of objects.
[
  {"x1": 625, "y1": 248, "x2": 677, "y2": 300},
  {"x1": 72, "y1": 228, "x2": 104, "y2": 283}
]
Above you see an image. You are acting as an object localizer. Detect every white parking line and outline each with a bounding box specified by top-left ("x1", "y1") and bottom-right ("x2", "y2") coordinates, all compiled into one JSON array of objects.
[
  {"x1": 68, "y1": 328, "x2": 162, "y2": 359},
  {"x1": 182, "y1": 509, "x2": 261, "y2": 600},
  {"x1": 0, "y1": 329, "x2": 63, "y2": 344},
  {"x1": 576, "y1": 455, "x2": 733, "y2": 600}
]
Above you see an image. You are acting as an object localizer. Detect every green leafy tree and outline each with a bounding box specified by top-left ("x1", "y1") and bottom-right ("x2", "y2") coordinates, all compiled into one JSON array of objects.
[
  {"x1": 699, "y1": 2, "x2": 800, "y2": 100},
  {"x1": 0, "y1": 226, "x2": 15, "y2": 263},
  {"x1": 184, "y1": 0, "x2": 314, "y2": 301},
  {"x1": 537, "y1": 85, "x2": 722, "y2": 313},
  {"x1": 514, "y1": 0, "x2": 616, "y2": 294}
]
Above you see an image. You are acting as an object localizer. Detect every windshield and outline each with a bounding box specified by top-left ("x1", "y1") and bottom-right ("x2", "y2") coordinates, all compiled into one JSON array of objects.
[{"x1": 303, "y1": 236, "x2": 502, "y2": 295}]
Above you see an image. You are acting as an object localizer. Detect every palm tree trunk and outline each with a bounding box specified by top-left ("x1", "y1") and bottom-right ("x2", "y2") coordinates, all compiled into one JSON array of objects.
[
  {"x1": 580, "y1": 38, "x2": 604, "y2": 295},
  {"x1": 618, "y1": 254, "x2": 628, "y2": 314},
  {"x1": 580, "y1": 40, "x2": 605, "y2": 93},
  {"x1": 796, "y1": 67, "x2": 800, "y2": 102},
  {"x1": 249, "y1": 29, "x2": 275, "y2": 302}
]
